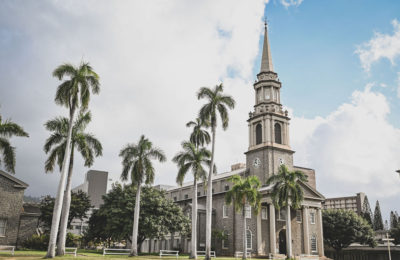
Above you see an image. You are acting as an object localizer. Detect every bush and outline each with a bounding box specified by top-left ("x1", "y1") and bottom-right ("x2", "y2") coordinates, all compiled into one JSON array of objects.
[
  {"x1": 21, "y1": 234, "x2": 49, "y2": 250},
  {"x1": 66, "y1": 232, "x2": 81, "y2": 247}
]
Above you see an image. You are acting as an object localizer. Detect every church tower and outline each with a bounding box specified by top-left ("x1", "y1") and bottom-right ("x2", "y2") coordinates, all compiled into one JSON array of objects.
[{"x1": 245, "y1": 22, "x2": 294, "y2": 184}]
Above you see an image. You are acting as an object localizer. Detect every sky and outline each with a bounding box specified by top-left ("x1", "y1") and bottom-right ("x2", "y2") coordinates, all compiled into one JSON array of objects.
[{"x1": 1, "y1": 0, "x2": 400, "y2": 222}]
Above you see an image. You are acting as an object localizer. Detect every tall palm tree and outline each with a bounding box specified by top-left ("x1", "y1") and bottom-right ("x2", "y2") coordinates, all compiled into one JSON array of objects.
[
  {"x1": 119, "y1": 135, "x2": 166, "y2": 256},
  {"x1": 46, "y1": 62, "x2": 100, "y2": 258},
  {"x1": 173, "y1": 141, "x2": 212, "y2": 259},
  {"x1": 186, "y1": 118, "x2": 210, "y2": 148},
  {"x1": 0, "y1": 113, "x2": 29, "y2": 173},
  {"x1": 265, "y1": 165, "x2": 307, "y2": 258},
  {"x1": 197, "y1": 83, "x2": 235, "y2": 260},
  {"x1": 225, "y1": 175, "x2": 261, "y2": 260},
  {"x1": 44, "y1": 111, "x2": 102, "y2": 255}
]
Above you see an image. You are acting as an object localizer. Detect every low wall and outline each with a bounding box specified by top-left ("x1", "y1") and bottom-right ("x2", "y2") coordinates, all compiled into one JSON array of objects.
[{"x1": 325, "y1": 246, "x2": 400, "y2": 260}]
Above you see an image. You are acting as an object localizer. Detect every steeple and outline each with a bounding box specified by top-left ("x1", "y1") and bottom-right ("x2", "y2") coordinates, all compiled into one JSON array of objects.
[{"x1": 260, "y1": 21, "x2": 274, "y2": 73}]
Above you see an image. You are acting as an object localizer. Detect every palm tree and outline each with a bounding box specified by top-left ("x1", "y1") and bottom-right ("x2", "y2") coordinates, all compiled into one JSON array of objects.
[
  {"x1": 186, "y1": 118, "x2": 210, "y2": 147},
  {"x1": 173, "y1": 141, "x2": 212, "y2": 259},
  {"x1": 225, "y1": 175, "x2": 261, "y2": 260},
  {"x1": 0, "y1": 113, "x2": 29, "y2": 173},
  {"x1": 119, "y1": 135, "x2": 166, "y2": 256},
  {"x1": 265, "y1": 165, "x2": 307, "y2": 258},
  {"x1": 197, "y1": 83, "x2": 235, "y2": 260},
  {"x1": 46, "y1": 62, "x2": 100, "y2": 258},
  {"x1": 44, "y1": 111, "x2": 102, "y2": 255}
]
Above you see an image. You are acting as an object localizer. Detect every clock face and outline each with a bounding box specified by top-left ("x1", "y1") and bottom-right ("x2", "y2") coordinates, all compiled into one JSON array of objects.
[{"x1": 253, "y1": 157, "x2": 261, "y2": 168}]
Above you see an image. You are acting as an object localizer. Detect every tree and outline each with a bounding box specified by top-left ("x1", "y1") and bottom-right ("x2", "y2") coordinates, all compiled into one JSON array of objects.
[
  {"x1": 361, "y1": 196, "x2": 373, "y2": 226},
  {"x1": 390, "y1": 223, "x2": 400, "y2": 245},
  {"x1": 119, "y1": 135, "x2": 166, "y2": 256},
  {"x1": 39, "y1": 191, "x2": 91, "y2": 231},
  {"x1": 44, "y1": 111, "x2": 102, "y2": 255},
  {"x1": 323, "y1": 209, "x2": 376, "y2": 252},
  {"x1": 265, "y1": 164, "x2": 307, "y2": 258},
  {"x1": 390, "y1": 211, "x2": 399, "y2": 230},
  {"x1": 373, "y1": 200, "x2": 384, "y2": 231},
  {"x1": 186, "y1": 118, "x2": 210, "y2": 147},
  {"x1": 225, "y1": 175, "x2": 261, "y2": 260},
  {"x1": 46, "y1": 62, "x2": 100, "y2": 258},
  {"x1": 0, "y1": 112, "x2": 29, "y2": 173},
  {"x1": 197, "y1": 83, "x2": 235, "y2": 260},
  {"x1": 85, "y1": 184, "x2": 190, "y2": 249},
  {"x1": 173, "y1": 141, "x2": 212, "y2": 258}
]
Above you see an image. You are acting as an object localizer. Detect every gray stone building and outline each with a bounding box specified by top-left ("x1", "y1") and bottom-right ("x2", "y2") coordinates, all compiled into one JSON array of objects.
[
  {"x1": 0, "y1": 170, "x2": 40, "y2": 246},
  {"x1": 142, "y1": 23, "x2": 326, "y2": 259},
  {"x1": 322, "y1": 192, "x2": 366, "y2": 215}
]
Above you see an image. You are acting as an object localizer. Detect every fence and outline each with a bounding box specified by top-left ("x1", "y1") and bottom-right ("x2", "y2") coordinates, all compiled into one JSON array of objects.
[{"x1": 325, "y1": 248, "x2": 400, "y2": 260}]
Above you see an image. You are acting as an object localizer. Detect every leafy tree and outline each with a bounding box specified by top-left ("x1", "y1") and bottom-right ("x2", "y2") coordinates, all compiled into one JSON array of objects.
[
  {"x1": 390, "y1": 211, "x2": 399, "y2": 230},
  {"x1": 173, "y1": 141, "x2": 211, "y2": 259},
  {"x1": 39, "y1": 191, "x2": 91, "y2": 230},
  {"x1": 119, "y1": 135, "x2": 166, "y2": 256},
  {"x1": 390, "y1": 223, "x2": 400, "y2": 245},
  {"x1": 85, "y1": 184, "x2": 190, "y2": 249},
  {"x1": 361, "y1": 196, "x2": 373, "y2": 226},
  {"x1": 186, "y1": 118, "x2": 210, "y2": 147},
  {"x1": 0, "y1": 112, "x2": 29, "y2": 173},
  {"x1": 373, "y1": 200, "x2": 384, "y2": 231},
  {"x1": 266, "y1": 164, "x2": 307, "y2": 258},
  {"x1": 323, "y1": 209, "x2": 376, "y2": 252},
  {"x1": 47, "y1": 62, "x2": 100, "y2": 258},
  {"x1": 197, "y1": 83, "x2": 235, "y2": 260},
  {"x1": 225, "y1": 175, "x2": 261, "y2": 259},
  {"x1": 44, "y1": 111, "x2": 102, "y2": 255}
]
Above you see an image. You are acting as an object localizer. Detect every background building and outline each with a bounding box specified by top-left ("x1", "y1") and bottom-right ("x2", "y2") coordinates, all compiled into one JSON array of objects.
[{"x1": 322, "y1": 192, "x2": 366, "y2": 215}]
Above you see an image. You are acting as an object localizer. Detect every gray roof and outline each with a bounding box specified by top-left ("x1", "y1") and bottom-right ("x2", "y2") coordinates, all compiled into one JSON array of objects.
[{"x1": 0, "y1": 170, "x2": 29, "y2": 188}]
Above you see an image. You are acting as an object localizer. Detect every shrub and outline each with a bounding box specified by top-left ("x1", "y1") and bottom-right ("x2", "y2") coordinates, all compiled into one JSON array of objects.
[
  {"x1": 66, "y1": 232, "x2": 81, "y2": 247},
  {"x1": 21, "y1": 234, "x2": 49, "y2": 250}
]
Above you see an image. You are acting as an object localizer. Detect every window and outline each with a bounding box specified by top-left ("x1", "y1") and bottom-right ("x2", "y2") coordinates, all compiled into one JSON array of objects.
[
  {"x1": 246, "y1": 229, "x2": 252, "y2": 249},
  {"x1": 245, "y1": 205, "x2": 251, "y2": 219},
  {"x1": 184, "y1": 194, "x2": 188, "y2": 199},
  {"x1": 310, "y1": 212, "x2": 316, "y2": 224},
  {"x1": 224, "y1": 185, "x2": 229, "y2": 191},
  {"x1": 257, "y1": 88, "x2": 262, "y2": 102},
  {"x1": 278, "y1": 208, "x2": 286, "y2": 221},
  {"x1": 197, "y1": 191, "x2": 201, "y2": 197},
  {"x1": 223, "y1": 205, "x2": 228, "y2": 218},
  {"x1": 0, "y1": 219, "x2": 7, "y2": 236},
  {"x1": 274, "y1": 123, "x2": 282, "y2": 144},
  {"x1": 222, "y1": 231, "x2": 228, "y2": 249},
  {"x1": 296, "y1": 210, "x2": 302, "y2": 222},
  {"x1": 212, "y1": 189, "x2": 215, "y2": 194},
  {"x1": 255, "y1": 124, "x2": 262, "y2": 145},
  {"x1": 310, "y1": 234, "x2": 317, "y2": 252},
  {"x1": 261, "y1": 207, "x2": 268, "y2": 220},
  {"x1": 173, "y1": 197, "x2": 177, "y2": 201},
  {"x1": 264, "y1": 88, "x2": 270, "y2": 100}
]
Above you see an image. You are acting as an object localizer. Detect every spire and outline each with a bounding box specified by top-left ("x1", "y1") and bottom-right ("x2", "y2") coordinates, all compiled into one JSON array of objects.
[{"x1": 260, "y1": 20, "x2": 274, "y2": 72}]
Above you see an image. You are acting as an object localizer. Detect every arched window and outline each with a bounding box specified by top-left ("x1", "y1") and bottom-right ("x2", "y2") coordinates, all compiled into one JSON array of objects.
[
  {"x1": 255, "y1": 124, "x2": 262, "y2": 145},
  {"x1": 274, "y1": 123, "x2": 282, "y2": 144},
  {"x1": 246, "y1": 229, "x2": 252, "y2": 249}
]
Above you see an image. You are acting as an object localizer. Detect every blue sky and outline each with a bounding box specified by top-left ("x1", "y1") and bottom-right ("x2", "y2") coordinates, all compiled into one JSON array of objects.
[{"x1": 1, "y1": 0, "x2": 400, "y2": 221}]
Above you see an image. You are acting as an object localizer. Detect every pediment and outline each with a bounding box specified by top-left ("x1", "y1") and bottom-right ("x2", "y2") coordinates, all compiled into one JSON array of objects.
[{"x1": 299, "y1": 180, "x2": 325, "y2": 201}]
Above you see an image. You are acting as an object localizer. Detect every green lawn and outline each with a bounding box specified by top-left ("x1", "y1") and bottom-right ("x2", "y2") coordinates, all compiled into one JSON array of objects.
[{"x1": 0, "y1": 250, "x2": 245, "y2": 260}]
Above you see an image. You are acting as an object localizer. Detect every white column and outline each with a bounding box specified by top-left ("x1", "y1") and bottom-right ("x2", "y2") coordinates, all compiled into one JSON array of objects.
[
  {"x1": 317, "y1": 208, "x2": 325, "y2": 257},
  {"x1": 269, "y1": 204, "x2": 276, "y2": 255},
  {"x1": 285, "y1": 206, "x2": 293, "y2": 258},
  {"x1": 302, "y1": 206, "x2": 310, "y2": 255},
  {"x1": 261, "y1": 119, "x2": 265, "y2": 143},
  {"x1": 248, "y1": 123, "x2": 252, "y2": 147},
  {"x1": 257, "y1": 211, "x2": 262, "y2": 255},
  {"x1": 265, "y1": 118, "x2": 270, "y2": 143}
]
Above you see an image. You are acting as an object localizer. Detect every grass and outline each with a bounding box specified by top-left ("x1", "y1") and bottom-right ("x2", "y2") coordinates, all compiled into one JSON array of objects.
[{"x1": 0, "y1": 250, "x2": 246, "y2": 260}]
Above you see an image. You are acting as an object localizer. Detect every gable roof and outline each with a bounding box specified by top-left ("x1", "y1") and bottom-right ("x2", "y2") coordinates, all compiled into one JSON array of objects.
[{"x1": 0, "y1": 170, "x2": 29, "y2": 188}]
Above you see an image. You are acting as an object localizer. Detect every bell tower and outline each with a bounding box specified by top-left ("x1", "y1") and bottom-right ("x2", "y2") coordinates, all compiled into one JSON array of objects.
[{"x1": 245, "y1": 22, "x2": 294, "y2": 184}]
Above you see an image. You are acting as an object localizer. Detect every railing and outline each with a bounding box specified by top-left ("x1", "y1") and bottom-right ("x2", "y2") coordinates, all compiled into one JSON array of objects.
[
  {"x1": 103, "y1": 248, "x2": 131, "y2": 256},
  {"x1": 0, "y1": 245, "x2": 15, "y2": 256},
  {"x1": 235, "y1": 250, "x2": 251, "y2": 259},
  {"x1": 197, "y1": 250, "x2": 216, "y2": 258},
  {"x1": 159, "y1": 250, "x2": 179, "y2": 258}
]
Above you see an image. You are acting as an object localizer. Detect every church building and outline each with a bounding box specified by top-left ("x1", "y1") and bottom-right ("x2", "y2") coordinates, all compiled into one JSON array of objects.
[{"x1": 143, "y1": 23, "x2": 326, "y2": 259}]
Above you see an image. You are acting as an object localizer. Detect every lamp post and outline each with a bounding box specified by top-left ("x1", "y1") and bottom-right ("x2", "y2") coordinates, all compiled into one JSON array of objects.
[{"x1": 382, "y1": 233, "x2": 394, "y2": 260}]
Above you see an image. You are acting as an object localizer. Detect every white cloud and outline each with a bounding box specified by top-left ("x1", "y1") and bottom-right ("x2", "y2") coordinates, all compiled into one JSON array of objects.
[
  {"x1": 291, "y1": 86, "x2": 400, "y2": 202},
  {"x1": 355, "y1": 19, "x2": 400, "y2": 72},
  {"x1": 280, "y1": 0, "x2": 304, "y2": 8},
  {"x1": 397, "y1": 72, "x2": 400, "y2": 98}
]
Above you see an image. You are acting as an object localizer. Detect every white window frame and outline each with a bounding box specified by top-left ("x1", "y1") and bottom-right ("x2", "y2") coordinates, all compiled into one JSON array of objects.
[
  {"x1": 310, "y1": 212, "x2": 316, "y2": 224},
  {"x1": 245, "y1": 205, "x2": 251, "y2": 219},
  {"x1": 310, "y1": 234, "x2": 317, "y2": 253},
  {"x1": 278, "y1": 208, "x2": 286, "y2": 221},
  {"x1": 246, "y1": 229, "x2": 252, "y2": 249},
  {"x1": 261, "y1": 207, "x2": 268, "y2": 220},
  {"x1": 0, "y1": 219, "x2": 6, "y2": 237},
  {"x1": 223, "y1": 205, "x2": 228, "y2": 218},
  {"x1": 296, "y1": 210, "x2": 302, "y2": 223}
]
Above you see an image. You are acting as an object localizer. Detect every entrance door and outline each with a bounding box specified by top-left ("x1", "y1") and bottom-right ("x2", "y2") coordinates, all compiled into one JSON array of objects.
[{"x1": 278, "y1": 229, "x2": 286, "y2": 255}]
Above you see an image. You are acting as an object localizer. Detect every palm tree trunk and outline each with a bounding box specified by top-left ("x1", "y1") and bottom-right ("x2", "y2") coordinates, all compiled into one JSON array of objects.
[
  {"x1": 285, "y1": 205, "x2": 292, "y2": 258},
  {"x1": 190, "y1": 178, "x2": 198, "y2": 259},
  {"x1": 130, "y1": 183, "x2": 142, "y2": 256},
  {"x1": 56, "y1": 148, "x2": 74, "y2": 256},
  {"x1": 242, "y1": 208, "x2": 247, "y2": 260},
  {"x1": 46, "y1": 108, "x2": 75, "y2": 258},
  {"x1": 205, "y1": 125, "x2": 216, "y2": 260}
]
